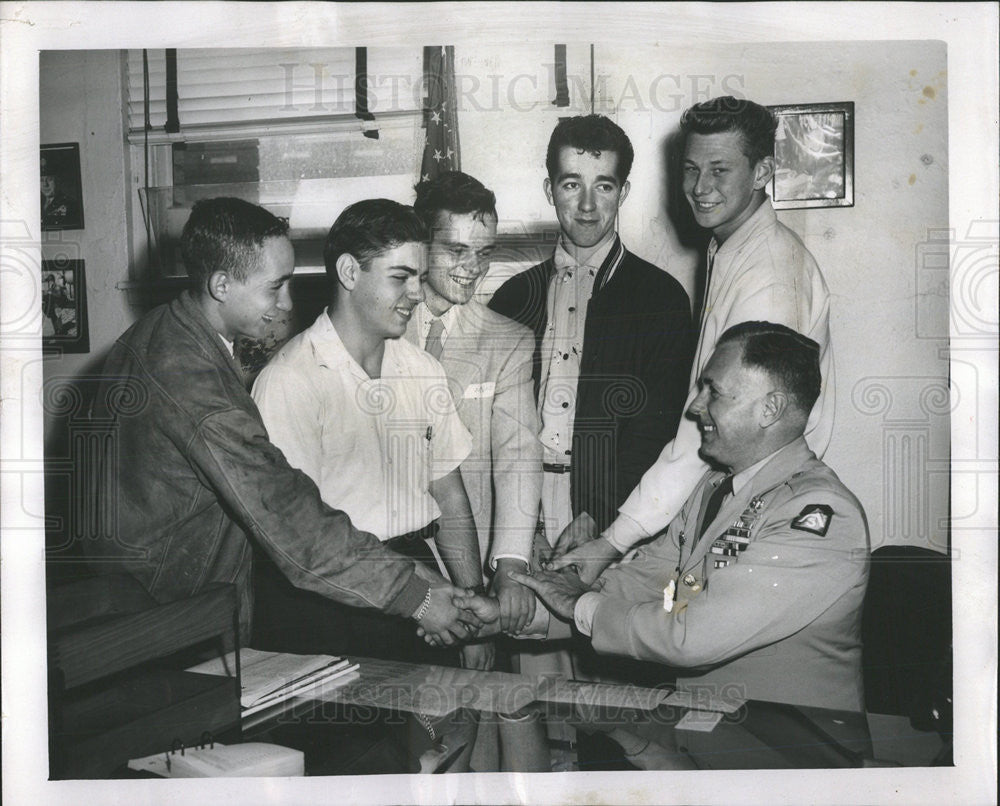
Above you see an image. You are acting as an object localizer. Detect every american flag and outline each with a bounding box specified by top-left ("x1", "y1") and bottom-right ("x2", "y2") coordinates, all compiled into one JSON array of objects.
[{"x1": 420, "y1": 46, "x2": 460, "y2": 181}]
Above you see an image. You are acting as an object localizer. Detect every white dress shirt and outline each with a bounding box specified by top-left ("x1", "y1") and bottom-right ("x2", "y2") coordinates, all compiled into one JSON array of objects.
[{"x1": 252, "y1": 310, "x2": 472, "y2": 541}]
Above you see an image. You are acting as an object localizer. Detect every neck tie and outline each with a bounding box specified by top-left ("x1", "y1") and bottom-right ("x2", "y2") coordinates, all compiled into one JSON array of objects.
[
  {"x1": 699, "y1": 475, "x2": 733, "y2": 538},
  {"x1": 425, "y1": 317, "x2": 445, "y2": 360}
]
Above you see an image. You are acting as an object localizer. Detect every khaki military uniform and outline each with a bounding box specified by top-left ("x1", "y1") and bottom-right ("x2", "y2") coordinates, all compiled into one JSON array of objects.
[{"x1": 590, "y1": 437, "x2": 870, "y2": 712}]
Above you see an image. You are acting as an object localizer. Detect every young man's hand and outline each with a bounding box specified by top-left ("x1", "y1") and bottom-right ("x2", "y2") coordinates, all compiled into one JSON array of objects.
[
  {"x1": 460, "y1": 640, "x2": 495, "y2": 671},
  {"x1": 451, "y1": 590, "x2": 502, "y2": 639},
  {"x1": 417, "y1": 589, "x2": 501, "y2": 645},
  {"x1": 415, "y1": 583, "x2": 482, "y2": 645},
  {"x1": 490, "y1": 558, "x2": 536, "y2": 634}
]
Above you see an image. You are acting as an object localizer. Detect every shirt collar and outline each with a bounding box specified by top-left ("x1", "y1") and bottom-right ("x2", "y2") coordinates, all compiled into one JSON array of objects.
[
  {"x1": 709, "y1": 196, "x2": 777, "y2": 258},
  {"x1": 306, "y1": 309, "x2": 355, "y2": 371},
  {"x1": 553, "y1": 232, "x2": 617, "y2": 279},
  {"x1": 308, "y1": 309, "x2": 412, "y2": 380},
  {"x1": 217, "y1": 333, "x2": 235, "y2": 358},
  {"x1": 731, "y1": 447, "x2": 781, "y2": 496},
  {"x1": 415, "y1": 300, "x2": 460, "y2": 336}
]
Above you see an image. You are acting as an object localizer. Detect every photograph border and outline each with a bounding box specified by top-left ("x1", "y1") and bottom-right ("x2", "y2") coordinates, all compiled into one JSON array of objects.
[{"x1": 2, "y1": 4, "x2": 996, "y2": 806}]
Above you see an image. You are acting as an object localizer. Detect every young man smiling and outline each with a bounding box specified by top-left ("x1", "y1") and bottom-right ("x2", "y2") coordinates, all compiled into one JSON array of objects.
[
  {"x1": 87, "y1": 197, "x2": 473, "y2": 646},
  {"x1": 253, "y1": 199, "x2": 491, "y2": 668},
  {"x1": 489, "y1": 116, "x2": 693, "y2": 697},
  {"x1": 550, "y1": 97, "x2": 836, "y2": 585},
  {"x1": 490, "y1": 114, "x2": 693, "y2": 550},
  {"x1": 407, "y1": 172, "x2": 543, "y2": 637}
]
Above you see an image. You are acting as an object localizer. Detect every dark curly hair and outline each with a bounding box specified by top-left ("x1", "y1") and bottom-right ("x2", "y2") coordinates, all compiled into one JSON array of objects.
[
  {"x1": 413, "y1": 171, "x2": 497, "y2": 231},
  {"x1": 323, "y1": 198, "x2": 427, "y2": 286},
  {"x1": 545, "y1": 114, "x2": 634, "y2": 183}
]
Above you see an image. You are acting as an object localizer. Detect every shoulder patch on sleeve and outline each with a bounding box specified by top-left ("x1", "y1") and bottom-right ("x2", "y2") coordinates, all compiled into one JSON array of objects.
[{"x1": 792, "y1": 504, "x2": 834, "y2": 535}]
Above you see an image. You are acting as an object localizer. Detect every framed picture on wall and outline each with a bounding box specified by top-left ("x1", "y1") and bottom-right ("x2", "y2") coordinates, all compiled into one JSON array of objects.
[
  {"x1": 768, "y1": 102, "x2": 854, "y2": 209},
  {"x1": 41, "y1": 258, "x2": 89, "y2": 353},
  {"x1": 40, "y1": 142, "x2": 85, "y2": 230}
]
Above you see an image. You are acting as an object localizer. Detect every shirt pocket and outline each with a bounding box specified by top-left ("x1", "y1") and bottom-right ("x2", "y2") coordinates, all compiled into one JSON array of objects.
[
  {"x1": 383, "y1": 419, "x2": 435, "y2": 506},
  {"x1": 320, "y1": 417, "x2": 358, "y2": 460}
]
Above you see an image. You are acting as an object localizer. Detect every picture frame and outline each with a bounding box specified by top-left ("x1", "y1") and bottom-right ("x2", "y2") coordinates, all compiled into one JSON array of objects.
[
  {"x1": 40, "y1": 142, "x2": 85, "y2": 230},
  {"x1": 768, "y1": 102, "x2": 854, "y2": 209},
  {"x1": 41, "y1": 258, "x2": 89, "y2": 353}
]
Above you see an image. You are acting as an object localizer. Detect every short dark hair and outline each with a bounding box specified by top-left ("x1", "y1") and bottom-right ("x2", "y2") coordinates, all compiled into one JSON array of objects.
[
  {"x1": 545, "y1": 114, "x2": 634, "y2": 184},
  {"x1": 180, "y1": 197, "x2": 289, "y2": 285},
  {"x1": 717, "y1": 321, "x2": 822, "y2": 414},
  {"x1": 413, "y1": 171, "x2": 497, "y2": 233},
  {"x1": 323, "y1": 199, "x2": 427, "y2": 284},
  {"x1": 680, "y1": 96, "x2": 777, "y2": 166}
]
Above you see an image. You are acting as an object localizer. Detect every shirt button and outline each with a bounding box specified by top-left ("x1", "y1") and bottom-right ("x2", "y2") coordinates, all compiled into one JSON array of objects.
[
  {"x1": 561, "y1": 402, "x2": 569, "y2": 408},
  {"x1": 562, "y1": 353, "x2": 569, "y2": 360}
]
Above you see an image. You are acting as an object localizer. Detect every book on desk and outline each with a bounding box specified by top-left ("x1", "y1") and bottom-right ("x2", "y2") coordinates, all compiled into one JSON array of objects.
[{"x1": 187, "y1": 647, "x2": 360, "y2": 715}]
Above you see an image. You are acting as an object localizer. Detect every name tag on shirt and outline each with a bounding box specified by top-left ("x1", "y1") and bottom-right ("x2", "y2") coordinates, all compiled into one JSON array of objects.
[{"x1": 463, "y1": 382, "x2": 495, "y2": 399}]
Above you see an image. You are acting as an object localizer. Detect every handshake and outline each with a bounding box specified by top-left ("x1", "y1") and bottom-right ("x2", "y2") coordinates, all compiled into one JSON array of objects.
[
  {"x1": 412, "y1": 582, "x2": 504, "y2": 647},
  {"x1": 409, "y1": 580, "x2": 506, "y2": 672},
  {"x1": 414, "y1": 512, "x2": 615, "y2": 651}
]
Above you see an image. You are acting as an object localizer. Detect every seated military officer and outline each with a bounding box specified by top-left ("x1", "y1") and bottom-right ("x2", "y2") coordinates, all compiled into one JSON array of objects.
[{"x1": 479, "y1": 321, "x2": 870, "y2": 712}]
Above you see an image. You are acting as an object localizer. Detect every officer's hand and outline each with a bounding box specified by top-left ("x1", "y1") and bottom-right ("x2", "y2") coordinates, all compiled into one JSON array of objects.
[
  {"x1": 507, "y1": 567, "x2": 591, "y2": 622},
  {"x1": 550, "y1": 512, "x2": 598, "y2": 558},
  {"x1": 544, "y1": 535, "x2": 620, "y2": 585}
]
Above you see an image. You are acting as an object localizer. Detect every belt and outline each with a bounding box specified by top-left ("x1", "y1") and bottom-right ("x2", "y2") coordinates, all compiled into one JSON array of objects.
[
  {"x1": 385, "y1": 520, "x2": 440, "y2": 548},
  {"x1": 543, "y1": 463, "x2": 571, "y2": 474}
]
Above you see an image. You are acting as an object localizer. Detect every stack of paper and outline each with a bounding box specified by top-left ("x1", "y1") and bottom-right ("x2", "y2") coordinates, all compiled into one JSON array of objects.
[
  {"x1": 128, "y1": 742, "x2": 304, "y2": 777},
  {"x1": 187, "y1": 648, "x2": 359, "y2": 715}
]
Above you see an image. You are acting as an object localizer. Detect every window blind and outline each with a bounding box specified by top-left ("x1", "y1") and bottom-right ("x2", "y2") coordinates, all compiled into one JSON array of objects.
[{"x1": 127, "y1": 48, "x2": 422, "y2": 141}]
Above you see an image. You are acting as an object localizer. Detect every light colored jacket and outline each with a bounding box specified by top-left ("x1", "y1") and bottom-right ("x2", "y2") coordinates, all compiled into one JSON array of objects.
[
  {"x1": 406, "y1": 299, "x2": 542, "y2": 566},
  {"x1": 616, "y1": 198, "x2": 835, "y2": 541}
]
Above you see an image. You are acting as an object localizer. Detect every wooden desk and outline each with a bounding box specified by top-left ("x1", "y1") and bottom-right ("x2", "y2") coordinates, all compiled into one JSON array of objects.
[{"x1": 48, "y1": 576, "x2": 241, "y2": 779}]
